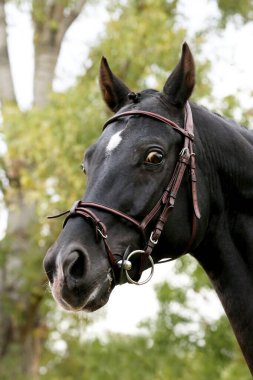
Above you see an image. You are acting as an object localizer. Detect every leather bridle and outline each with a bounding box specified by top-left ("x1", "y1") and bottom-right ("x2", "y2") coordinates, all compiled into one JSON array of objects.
[{"x1": 49, "y1": 102, "x2": 201, "y2": 285}]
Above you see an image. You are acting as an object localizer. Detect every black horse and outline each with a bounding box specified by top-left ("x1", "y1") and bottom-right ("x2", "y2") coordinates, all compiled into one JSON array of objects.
[{"x1": 44, "y1": 43, "x2": 253, "y2": 374}]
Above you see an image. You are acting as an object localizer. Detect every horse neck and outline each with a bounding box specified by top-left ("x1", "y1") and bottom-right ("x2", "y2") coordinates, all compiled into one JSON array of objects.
[
  {"x1": 193, "y1": 104, "x2": 253, "y2": 207},
  {"x1": 192, "y1": 104, "x2": 253, "y2": 374},
  {"x1": 195, "y1": 230, "x2": 253, "y2": 374}
]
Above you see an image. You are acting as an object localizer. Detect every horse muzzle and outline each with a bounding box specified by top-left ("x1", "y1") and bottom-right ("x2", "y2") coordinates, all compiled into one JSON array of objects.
[{"x1": 45, "y1": 244, "x2": 114, "y2": 312}]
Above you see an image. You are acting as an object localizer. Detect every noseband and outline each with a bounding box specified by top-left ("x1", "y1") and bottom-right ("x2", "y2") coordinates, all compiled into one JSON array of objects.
[{"x1": 49, "y1": 102, "x2": 200, "y2": 285}]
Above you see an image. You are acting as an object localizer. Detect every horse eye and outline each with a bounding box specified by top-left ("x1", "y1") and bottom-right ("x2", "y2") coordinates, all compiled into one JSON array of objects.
[
  {"x1": 145, "y1": 151, "x2": 164, "y2": 165},
  {"x1": 80, "y1": 163, "x2": 86, "y2": 173}
]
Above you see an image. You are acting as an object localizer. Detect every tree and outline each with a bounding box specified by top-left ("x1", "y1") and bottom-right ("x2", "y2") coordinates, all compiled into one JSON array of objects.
[
  {"x1": 217, "y1": 0, "x2": 253, "y2": 23},
  {"x1": 0, "y1": 1, "x2": 90, "y2": 378},
  {"x1": 0, "y1": 0, "x2": 89, "y2": 107},
  {"x1": 32, "y1": 0, "x2": 88, "y2": 107},
  {"x1": 0, "y1": 0, "x2": 15, "y2": 102}
]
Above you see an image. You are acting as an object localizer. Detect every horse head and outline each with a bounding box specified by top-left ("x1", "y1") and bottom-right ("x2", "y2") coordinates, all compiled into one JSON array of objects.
[{"x1": 44, "y1": 43, "x2": 207, "y2": 312}]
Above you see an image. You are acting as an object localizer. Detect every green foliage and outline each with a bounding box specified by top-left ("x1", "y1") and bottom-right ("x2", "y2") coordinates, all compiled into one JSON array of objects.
[
  {"x1": 217, "y1": 0, "x2": 253, "y2": 22},
  {"x1": 89, "y1": 0, "x2": 212, "y2": 101},
  {"x1": 32, "y1": 0, "x2": 80, "y2": 34},
  {"x1": 36, "y1": 281, "x2": 250, "y2": 380}
]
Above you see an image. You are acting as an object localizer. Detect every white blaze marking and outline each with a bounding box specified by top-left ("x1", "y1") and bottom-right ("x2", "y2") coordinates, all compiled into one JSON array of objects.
[{"x1": 106, "y1": 131, "x2": 123, "y2": 154}]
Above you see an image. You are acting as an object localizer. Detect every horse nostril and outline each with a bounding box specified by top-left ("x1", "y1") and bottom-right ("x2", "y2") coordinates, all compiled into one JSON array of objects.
[{"x1": 63, "y1": 250, "x2": 86, "y2": 280}]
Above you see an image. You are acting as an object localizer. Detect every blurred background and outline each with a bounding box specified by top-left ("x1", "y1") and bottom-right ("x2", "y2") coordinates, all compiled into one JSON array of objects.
[{"x1": 0, "y1": 0, "x2": 253, "y2": 379}]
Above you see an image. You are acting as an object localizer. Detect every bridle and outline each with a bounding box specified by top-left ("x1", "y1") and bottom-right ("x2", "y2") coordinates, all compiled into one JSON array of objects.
[{"x1": 48, "y1": 102, "x2": 201, "y2": 285}]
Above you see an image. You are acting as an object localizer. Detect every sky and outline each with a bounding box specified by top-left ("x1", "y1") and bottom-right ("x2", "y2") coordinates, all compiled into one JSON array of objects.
[{"x1": 3, "y1": 0, "x2": 253, "y2": 334}]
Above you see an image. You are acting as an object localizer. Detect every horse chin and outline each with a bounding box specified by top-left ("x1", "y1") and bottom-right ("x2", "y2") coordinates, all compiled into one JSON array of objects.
[
  {"x1": 52, "y1": 285, "x2": 112, "y2": 313},
  {"x1": 54, "y1": 289, "x2": 111, "y2": 313},
  {"x1": 81, "y1": 293, "x2": 111, "y2": 312},
  {"x1": 51, "y1": 269, "x2": 114, "y2": 313},
  {"x1": 80, "y1": 278, "x2": 113, "y2": 313}
]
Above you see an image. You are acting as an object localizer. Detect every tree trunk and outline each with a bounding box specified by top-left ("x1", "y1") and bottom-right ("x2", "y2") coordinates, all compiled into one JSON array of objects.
[
  {"x1": 0, "y1": 170, "x2": 47, "y2": 377},
  {"x1": 0, "y1": 0, "x2": 17, "y2": 364},
  {"x1": 0, "y1": 1, "x2": 89, "y2": 377},
  {"x1": 33, "y1": 0, "x2": 88, "y2": 107},
  {"x1": 0, "y1": 0, "x2": 15, "y2": 103},
  {"x1": 34, "y1": 45, "x2": 59, "y2": 107}
]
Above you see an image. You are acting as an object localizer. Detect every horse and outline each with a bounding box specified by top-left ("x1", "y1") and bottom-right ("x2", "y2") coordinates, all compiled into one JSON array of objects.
[{"x1": 44, "y1": 43, "x2": 253, "y2": 374}]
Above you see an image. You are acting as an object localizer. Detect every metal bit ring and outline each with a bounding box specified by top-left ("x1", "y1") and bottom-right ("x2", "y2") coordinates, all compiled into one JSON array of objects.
[{"x1": 124, "y1": 250, "x2": 154, "y2": 285}]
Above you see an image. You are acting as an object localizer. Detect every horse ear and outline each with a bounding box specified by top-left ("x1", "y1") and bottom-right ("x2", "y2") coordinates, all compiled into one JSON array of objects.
[
  {"x1": 163, "y1": 42, "x2": 195, "y2": 107},
  {"x1": 99, "y1": 57, "x2": 131, "y2": 112}
]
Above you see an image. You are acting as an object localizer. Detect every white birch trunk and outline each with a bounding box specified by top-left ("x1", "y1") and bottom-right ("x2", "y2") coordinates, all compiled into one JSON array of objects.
[
  {"x1": 0, "y1": 0, "x2": 15, "y2": 103},
  {"x1": 33, "y1": 0, "x2": 88, "y2": 107},
  {"x1": 33, "y1": 46, "x2": 58, "y2": 107}
]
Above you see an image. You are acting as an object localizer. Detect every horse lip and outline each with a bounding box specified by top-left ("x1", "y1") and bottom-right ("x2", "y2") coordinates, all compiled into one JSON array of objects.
[
  {"x1": 81, "y1": 287, "x2": 111, "y2": 312},
  {"x1": 53, "y1": 268, "x2": 114, "y2": 312}
]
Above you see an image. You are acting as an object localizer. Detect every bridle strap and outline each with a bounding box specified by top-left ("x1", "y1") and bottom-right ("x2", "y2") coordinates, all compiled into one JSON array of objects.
[
  {"x1": 138, "y1": 102, "x2": 200, "y2": 273},
  {"x1": 185, "y1": 102, "x2": 201, "y2": 219},
  {"x1": 74, "y1": 202, "x2": 143, "y2": 232},
  {"x1": 103, "y1": 109, "x2": 194, "y2": 141},
  {"x1": 62, "y1": 203, "x2": 118, "y2": 267}
]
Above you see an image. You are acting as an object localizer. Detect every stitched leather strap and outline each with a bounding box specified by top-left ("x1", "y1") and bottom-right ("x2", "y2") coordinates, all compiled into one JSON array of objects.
[{"x1": 103, "y1": 110, "x2": 194, "y2": 141}]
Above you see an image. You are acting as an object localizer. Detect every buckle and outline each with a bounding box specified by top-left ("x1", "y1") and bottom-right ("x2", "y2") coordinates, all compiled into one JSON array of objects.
[
  {"x1": 150, "y1": 231, "x2": 158, "y2": 245},
  {"x1": 179, "y1": 147, "x2": 190, "y2": 156}
]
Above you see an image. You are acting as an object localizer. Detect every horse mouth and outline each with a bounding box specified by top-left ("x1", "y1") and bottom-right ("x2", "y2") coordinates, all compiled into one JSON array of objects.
[{"x1": 50, "y1": 269, "x2": 114, "y2": 312}]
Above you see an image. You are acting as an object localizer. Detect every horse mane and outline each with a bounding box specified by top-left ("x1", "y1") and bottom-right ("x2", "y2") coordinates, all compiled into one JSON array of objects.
[
  {"x1": 199, "y1": 104, "x2": 253, "y2": 145},
  {"x1": 192, "y1": 103, "x2": 253, "y2": 215}
]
